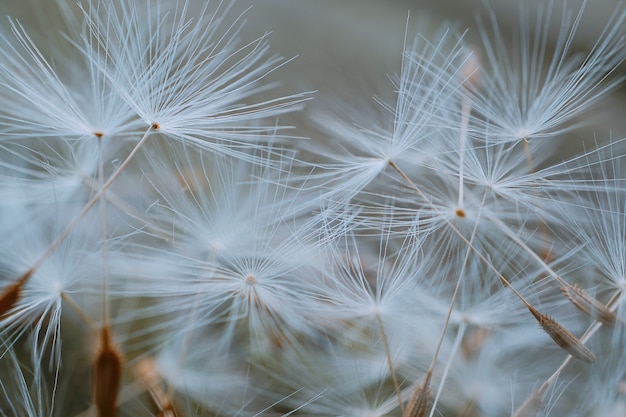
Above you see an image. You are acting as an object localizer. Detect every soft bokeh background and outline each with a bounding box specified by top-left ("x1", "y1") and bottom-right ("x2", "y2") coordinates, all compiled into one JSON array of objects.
[
  {"x1": 2, "y1": 0, "x2": 624, "y2": 144},
  {"x1": 236, "y1": 0, "x2": 626, "y2": 146}
]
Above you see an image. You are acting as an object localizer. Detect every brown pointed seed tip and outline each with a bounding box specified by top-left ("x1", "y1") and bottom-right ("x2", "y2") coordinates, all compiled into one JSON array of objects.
[
  {"x1": 404, "y1": 370, "x2": 433, "y2": 417},
  {"x1": 0, "y1": 269, "x2": 34, "y2": 318},
  {"x1": 94, "y1": 326, "x2": 123, "y2": 417},
  {"x1": 561, "y1": 284, "x2": 616, "y2": 328},
  {"x1": 0, "y1": 281, "x2": 24, "y2": 318},
  {"x1": 532, "y1": 309, "x2": 596, "y2": 364}
]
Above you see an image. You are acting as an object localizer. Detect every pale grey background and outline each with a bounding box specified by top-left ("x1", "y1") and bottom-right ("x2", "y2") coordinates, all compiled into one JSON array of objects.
[{"x1": 237, "y1": 0, "x2": 626, "y2": 144}]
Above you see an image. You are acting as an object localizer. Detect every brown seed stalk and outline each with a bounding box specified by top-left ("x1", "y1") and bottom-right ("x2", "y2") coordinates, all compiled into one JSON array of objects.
[
  {"x1": 404, "y1": 370, "x2": 433, "y2": 417},
  {"x1": 527, "y1": 305, "x2": 596, "y2": 363},
  {"x1": 512, "y1": 388, "x2": 545, "y2": 417},
  {"x1": 561, "y1": 284, "x2": 616, "y2": 328},
  {"x1": 93, "y1": 326, "x2": 123, "y2": 417},
  {"x1": 0, "y1": 269, "x2": 33, "y2": 318}
]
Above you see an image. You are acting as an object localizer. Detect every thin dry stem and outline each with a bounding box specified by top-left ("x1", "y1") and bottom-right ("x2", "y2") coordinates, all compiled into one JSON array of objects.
[
  {"x1": 512, "y1": 387, "x2": 545, "y2": 417},
  {"x1": 562, "y1": 284, "x2": 616, "y2": 328},
  {"x1": 98, "y1": 136, "x2": 111, "y2": 329},
  {"x1": 375, "y1": 313, "x2": 404, "y2": 416},
  {"x1": 4, "y1": 126, "x2": 156, "y2": 298},
  {"x1": 60, "y1": 292, "x2": 95, "y2": 328},
  {"x1": 82, "y1": 175, "x2": 172, "y2": 241},
  {"x1": 520, "y1": 137, "x2": 556, "y2": 264}
]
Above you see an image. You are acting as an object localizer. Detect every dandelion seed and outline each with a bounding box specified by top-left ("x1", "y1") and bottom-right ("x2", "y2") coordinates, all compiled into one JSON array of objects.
[
  {"x1": 404, "y1": 370, "x2": 433, "y2": 417},
  {"x1": 562, "y1": 284, "x2": 616, "y2": 328},
  {"x1": 0, "y1": 16, "x2": 135, "y2": 141},
  {"x1": 527, "y1": 305, "x2": 596, "y2": 363},
  {"x1": 470, "y1": 1, "x2": 626, "y2": 143},
  {"x1": 78, "y1": 0, "x2": 307, "y2": 160},
  {"x1": 303, "y1": 26, "x2": 471, "y2": 206}
]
